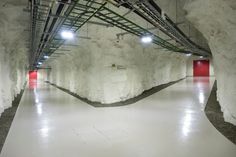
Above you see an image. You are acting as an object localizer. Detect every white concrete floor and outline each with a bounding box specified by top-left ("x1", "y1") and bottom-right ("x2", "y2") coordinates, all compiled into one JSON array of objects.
[{"x1": 1, "y1": 77, "x2": 236, "y2": 157}]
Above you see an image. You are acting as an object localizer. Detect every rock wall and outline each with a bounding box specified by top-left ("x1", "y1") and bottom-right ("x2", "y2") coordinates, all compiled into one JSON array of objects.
[
  {"x1": 46, "y1": 23, "x2": 188, "y2": 104},
  {"x1": 154, "y1": 0, "x2": 210, "y2": 51},
  {"x1": 184, "y1": 0, "x2": 236, "y2": 125},
  {"x1": 0, "y1": 3, "x2": 28, "y2": 115}
]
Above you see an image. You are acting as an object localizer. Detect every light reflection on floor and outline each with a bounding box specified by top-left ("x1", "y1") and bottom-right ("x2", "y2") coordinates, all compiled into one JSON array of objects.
[{"x1": 1, "y1": 77, "x2": 236, "y2": 157}]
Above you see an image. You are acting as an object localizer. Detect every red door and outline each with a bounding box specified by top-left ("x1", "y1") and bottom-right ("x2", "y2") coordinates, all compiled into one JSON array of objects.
[
  {"x1": 29, "y1": 70, "x2": 37, "y2": 89},
  {"x1": 29, "y1": 70, "x2": 37, "y2": 80},
  {"x1": 193, "y1": 60, "x2": 209, "y2": 77}
]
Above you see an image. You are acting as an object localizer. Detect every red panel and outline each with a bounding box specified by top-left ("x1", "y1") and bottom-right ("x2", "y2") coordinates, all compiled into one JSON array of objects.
[
  {"x1": 29, "y1": 71, "x2": 37, "y2": 80},
  {"x1": 193, "y1": 60, "x2": 209, "y2": 77},
  {"x1": 29, "y1": 71, "x2": 37, "y2": 89}
]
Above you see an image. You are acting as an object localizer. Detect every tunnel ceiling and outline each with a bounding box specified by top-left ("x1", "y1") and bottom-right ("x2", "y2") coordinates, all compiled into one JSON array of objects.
[
  {"x1": 0, "y1": 0, "x2": 28, "y2": 6},
  {"x1": 28, "y1": 0, "x2": 211, "y2": 69}
]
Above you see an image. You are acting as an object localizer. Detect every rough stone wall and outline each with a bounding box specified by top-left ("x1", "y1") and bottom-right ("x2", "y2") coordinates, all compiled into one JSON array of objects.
[
  {"x1": 46, "y1": 23, "x2": 188, "y2": 104},
  {"x1": 0, "y1": 3, "x2": 28, "y2": 115},
  {"x1": 184, "y1": 0, "x2": 236, "y2": 125},
  {"x1": 154, "y1": 0, "x2": 210, "y2": 50}
]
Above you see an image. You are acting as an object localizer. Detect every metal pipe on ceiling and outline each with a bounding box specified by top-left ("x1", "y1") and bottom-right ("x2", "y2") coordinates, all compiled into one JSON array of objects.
[
  {"x1": 109, "y1": 0, "x2": 211, "y2": 56},
  {"x1": 30, "y1": 0, "x2": 210, "y2": 69},
  {"x1": 116, "y1": 26, "x2": 157, "y2": 37}
]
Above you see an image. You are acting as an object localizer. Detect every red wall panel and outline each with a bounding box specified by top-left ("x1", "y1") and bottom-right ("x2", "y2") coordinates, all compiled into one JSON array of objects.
[
  {"x1": 193, "y1": 60, "x2": 209, "y2": 77},
  {"x1": 29, "y1": 70, "x2": 37, "y2": 80},
  {"x1": 29, "y1": 71, "x2": 37, "y2": 89}
]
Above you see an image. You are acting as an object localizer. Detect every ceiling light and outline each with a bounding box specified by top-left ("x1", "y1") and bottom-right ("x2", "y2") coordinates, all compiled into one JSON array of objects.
[
  {"x1": 141, "y1": 36, "x2": 152, "y2": 43},
  {"x1": 61, "y1": 30, "x2": 74, "y2": 39},
  {"x1": 200, "y1": 56, "x2": 203, "y2": 58},
  {"x1": 44, "y1": 55, "x2": 49, "y2": 59},
  {"x1": 38, "y1": 62, "x2": 42, "y2": 65},
  {"x1": 186, "y1": 53, "x2": 192, "y2": 57}
]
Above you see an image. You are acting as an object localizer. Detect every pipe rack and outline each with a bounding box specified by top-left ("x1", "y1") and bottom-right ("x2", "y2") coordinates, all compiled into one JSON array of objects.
[{"x1": 30, "y1": 0, "x2": 210, "y2": 69}]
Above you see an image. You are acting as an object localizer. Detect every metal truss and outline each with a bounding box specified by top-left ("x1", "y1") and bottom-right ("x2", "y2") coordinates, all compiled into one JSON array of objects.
[
  {"x1": 30, "y1": 0, "x2": 209, "y2": 69},
  {"x1": 110, "y1": 0, "x2": 211, "y2": 56},
  {"x1": 30, "y1": 0, "x2": 107, "y2": 68},
  {"x1": 30, "y1": 0, "x2": 54, "y2": 67},
  {"x1": 94, "y1": 6, "x2": 182, "y2": 52},
  {"x1": 38, "y1": 1, "x2": 107, "y2": 61}
]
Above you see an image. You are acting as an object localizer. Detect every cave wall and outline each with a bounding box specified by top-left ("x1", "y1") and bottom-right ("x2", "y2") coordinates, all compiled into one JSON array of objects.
[
  {"x1": 154, "y1": 0, "x2": 210, "y2": 51},
  {"x1": 46, "y1": 23, "x2": 188, "y2": 104},
  {"x1": 184, "y1": 0, "x2": 236, "y2": 125},
  {"x1": 0, "y1": 3, "x2": 28, "y2": 115},
  {"x1": 37, "y1": 69, "x2": 48, "y2": 82}
]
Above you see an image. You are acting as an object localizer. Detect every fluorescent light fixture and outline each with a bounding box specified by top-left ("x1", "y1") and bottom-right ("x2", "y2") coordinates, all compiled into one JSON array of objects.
[
  {"x1": 200, "y1": 56, "x2": 203, "y2": 58},
  {"x1": 38, "y1": 62, "x2": 42, "y2": 65},
  {"x1": 44, "y1": 55, "x2": 49, "y2": 59},
  {"x1": 141, "y1": 36, "x2": 152, "y2": 43},
  {"x1": 186, "y1": 53, "x2": 192, "y2": 57},
  {"x1": 61, "y1": 30, "x2": 74, "y2": 39}
]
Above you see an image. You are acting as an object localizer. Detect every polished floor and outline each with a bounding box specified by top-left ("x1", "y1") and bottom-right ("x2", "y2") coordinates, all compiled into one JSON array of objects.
[{"x1": 1, "y1": 77, "x2": 236, "y2": 157}]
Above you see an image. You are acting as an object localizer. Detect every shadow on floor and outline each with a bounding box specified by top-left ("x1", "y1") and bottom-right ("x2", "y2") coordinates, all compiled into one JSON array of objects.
[
  {"x1": 0, "y1": 89, "x2": 25, "y2": 152},
  {"x1": 46, "y1": 78, "x2": 184, "y2": 107},
  {"x1": 205, "y1": 81, "x2": 236, "y2": 144}
]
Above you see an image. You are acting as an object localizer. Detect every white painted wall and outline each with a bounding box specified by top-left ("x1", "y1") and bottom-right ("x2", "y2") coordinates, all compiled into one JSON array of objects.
[
  {"x1": 46, "y1": 23, "x2": 188, "y2": 104},
  {"x1": 0, "y1": 3, "x2": 28, "y2": 115},
  {"x1": 184, "y1": 0, "x2": 236, "y2": 125},
  {"x1": 37, "y1": 69, "x2": 49, "y2": 82}
]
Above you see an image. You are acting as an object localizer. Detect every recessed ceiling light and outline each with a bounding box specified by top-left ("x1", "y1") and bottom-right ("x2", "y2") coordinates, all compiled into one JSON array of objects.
[
  {"x1": 186, "y1": 53, "x2": 192, "y2": 56},
  {"x1": 61, "y1": 30, "x2": 74, "y2": 39},
  {"x1": 141, "y1": 36, "x2": 152, "y2": 43}
]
